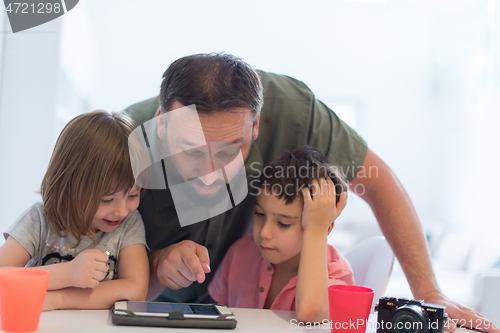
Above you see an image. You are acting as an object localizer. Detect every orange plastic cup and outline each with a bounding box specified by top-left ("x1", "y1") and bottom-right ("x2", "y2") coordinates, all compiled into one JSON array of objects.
[
  {"x1": 328, "y1": 285, "x2": 374, "y2": 333},
  {"x1": 0, "y1": 268, "x2": 50, "y2": 332}
]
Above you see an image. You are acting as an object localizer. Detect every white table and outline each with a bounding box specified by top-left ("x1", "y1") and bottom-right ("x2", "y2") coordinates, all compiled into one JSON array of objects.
[
  {"x1": 2, "y1": 309, "x2": 471, "y2": 333},
  {"x1": 19, "y1": 308, "x2": 332, "y2": 333}
]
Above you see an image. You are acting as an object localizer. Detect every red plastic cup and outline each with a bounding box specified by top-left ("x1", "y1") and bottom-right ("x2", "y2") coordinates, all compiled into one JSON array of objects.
[
  {"x1": 328, "y1": 285, "x2": 375, "y2": 333},
  {"x1": 0, "y1": 268, "x2": 50, "y2": 332}
]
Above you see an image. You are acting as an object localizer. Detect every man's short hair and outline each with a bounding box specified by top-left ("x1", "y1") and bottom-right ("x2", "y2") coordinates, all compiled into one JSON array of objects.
[
  {"x1": 259, "y1": 145, "x2": 349, "y2": 204},
  {"x1": 159, "y1": 53, "x2": 263, "y2": 120}
]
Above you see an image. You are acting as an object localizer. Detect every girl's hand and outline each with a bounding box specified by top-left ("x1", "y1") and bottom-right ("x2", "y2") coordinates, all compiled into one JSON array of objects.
[
  {"x1": 301, "y1": 177, "x2": 347, "y2": 232},
  {"x1": 67, "y1": 249, "x2": 109, "y2": 288}
]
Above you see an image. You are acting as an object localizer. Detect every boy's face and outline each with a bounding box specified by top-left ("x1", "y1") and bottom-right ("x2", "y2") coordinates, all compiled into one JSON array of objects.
[{"x1": 252, "y1": 191, "x2": 304, "y2": 268}]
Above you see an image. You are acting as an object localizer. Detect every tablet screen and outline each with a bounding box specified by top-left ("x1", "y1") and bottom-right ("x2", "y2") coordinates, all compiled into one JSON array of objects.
[{"x1": 126, "y1": 302, "x2": 221, "y2": 317}]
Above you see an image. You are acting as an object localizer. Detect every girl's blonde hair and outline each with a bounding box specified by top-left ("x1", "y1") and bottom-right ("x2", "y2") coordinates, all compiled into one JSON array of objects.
[{"x1": 41, "y1": 111, "x2": 138, "y2": 246}]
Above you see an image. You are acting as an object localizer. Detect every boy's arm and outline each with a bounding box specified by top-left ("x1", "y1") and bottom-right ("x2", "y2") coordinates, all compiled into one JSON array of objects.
[
  {"x1": 43, "y1": 244, "x2": 149, "y2": 310},
  {"x1": 296, "y1": 229, "x2": 330, "y2": 322},
  {"x1": 295, "y1": 179, "x2": 347, "y2": 323}
]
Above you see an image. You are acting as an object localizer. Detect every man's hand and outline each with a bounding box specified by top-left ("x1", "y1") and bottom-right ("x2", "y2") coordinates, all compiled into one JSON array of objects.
[
  {"x1": 152, "y1": 240, "x2": 211, "y2": 290},
  {"x1": 424, "y1": 291, "x2": 500, "y2": 333},
  {"x1": 67, "y1": 249, "x2": 109, "y2": 288}
]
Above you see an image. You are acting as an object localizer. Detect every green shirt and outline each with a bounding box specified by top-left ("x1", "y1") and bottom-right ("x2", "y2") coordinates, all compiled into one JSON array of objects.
[{"x1": 124, "y1": 70, "x2": 367, "y2": 303}]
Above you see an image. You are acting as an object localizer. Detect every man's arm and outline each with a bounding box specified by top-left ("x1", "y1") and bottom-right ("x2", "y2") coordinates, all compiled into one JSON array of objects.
[
  {"x1": 351, "y1": 148, "x2": 499, "y2": 333},
  {"x1": 350, "y1": 149, "x2": 437, "y2": 300}
]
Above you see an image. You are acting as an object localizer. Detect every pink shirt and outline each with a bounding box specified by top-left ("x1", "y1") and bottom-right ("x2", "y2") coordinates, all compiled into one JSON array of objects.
[{"x1": 208, "y1": 234, "x2": 354, "y2": 311}]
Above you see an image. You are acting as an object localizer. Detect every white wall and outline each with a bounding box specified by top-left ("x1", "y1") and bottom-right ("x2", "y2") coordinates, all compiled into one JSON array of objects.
[
  {"x1": 0, "y1": 10, "x2": 5, "y2": 81},
  {"x1": 0, "y1": 19, "x2": 62, "y2": 237}
]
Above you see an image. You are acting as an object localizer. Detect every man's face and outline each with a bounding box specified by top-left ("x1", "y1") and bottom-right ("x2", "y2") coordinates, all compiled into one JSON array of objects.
[{"x1": 158, "y1": 101, "x2": 259, "y2": 204}]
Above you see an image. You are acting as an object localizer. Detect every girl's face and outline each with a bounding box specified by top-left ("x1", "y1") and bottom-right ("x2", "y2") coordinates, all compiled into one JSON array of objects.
[
  {"x1": 252, "y1": 191, "x2": 304, "y2": 270},
  {"x1": 90, "y1": 184, "x2": 141, "y2": 233}
]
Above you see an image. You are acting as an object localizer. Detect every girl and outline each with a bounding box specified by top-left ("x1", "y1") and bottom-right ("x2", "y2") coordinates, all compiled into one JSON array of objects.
[
  {"x1": 209, "y1": 146, "x2": 354, "y2": 323},
  {"x1": 0, "y1": 111, "x2": 149, "y2": 311}
]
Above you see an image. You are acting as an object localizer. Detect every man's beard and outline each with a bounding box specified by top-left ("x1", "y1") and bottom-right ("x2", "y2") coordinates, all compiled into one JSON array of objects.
[
  {"x1": 162, "y1": 154, "x2": 228, "y2": 208},
  {"x1": 163, "y1": 139, "x2": 254, "y2": 208},
  {"x1": 182, "y1": 177, "x2": 229, "y2": 207}
]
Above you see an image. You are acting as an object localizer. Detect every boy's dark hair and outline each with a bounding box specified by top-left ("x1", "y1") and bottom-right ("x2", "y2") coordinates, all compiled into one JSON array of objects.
[
  {"x1": 259, "y1": 145, "x2": 348, "y2": 204},
  {"x1": 159, "y1": 52, "x2": 263, "y2": 120}
]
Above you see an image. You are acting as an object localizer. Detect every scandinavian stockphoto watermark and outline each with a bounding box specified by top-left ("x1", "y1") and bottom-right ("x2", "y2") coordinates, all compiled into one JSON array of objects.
[
  {"x1": 127, "y1": 104, "x2": 377, "y2": 227},
  {"x1": 290, "y1": 318, "x2": 500, "y2": 330},
  {"x1": 127, "y1": 105, "x2": 248, "y2": 227},
  {"x1": 248, "y1": 161, "x2": 378, "y2": 198},
  {"x1": 290, "y1": 318, "x2": 441, "y2": 330},
  {"x1": 3, "y1": 0, "x2": 79, "y2": 33}
]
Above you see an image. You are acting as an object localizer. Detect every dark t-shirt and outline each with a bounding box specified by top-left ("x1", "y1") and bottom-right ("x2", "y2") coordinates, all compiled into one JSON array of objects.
[{"x1": 123, "y1": 70, "x2": 368, "y2": 303}]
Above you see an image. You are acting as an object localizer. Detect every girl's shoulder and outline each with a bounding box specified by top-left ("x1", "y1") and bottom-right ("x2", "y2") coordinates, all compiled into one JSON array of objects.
[
  {"x1": 23, "y1": 202, "x2": 44, "y2": 217},
  {"x1": 31, "y1": 201, "x2": 44, "y2": 210},
  {"x1": 8, "y1": 202, "x2": 46, "y2": 229},
  {"x1": 3, "y1": 202, "x2": 50, "y2": 261}
]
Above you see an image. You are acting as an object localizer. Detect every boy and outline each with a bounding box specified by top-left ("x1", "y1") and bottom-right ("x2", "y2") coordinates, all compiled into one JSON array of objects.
[{"x1": 208, "y1": 145, "x2": 354, "y2": 323}]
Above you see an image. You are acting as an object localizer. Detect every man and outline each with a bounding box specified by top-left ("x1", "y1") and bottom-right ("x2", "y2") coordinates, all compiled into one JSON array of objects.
[{"x1": 125, "y1": 53, "x2": 497, "y2": 332}]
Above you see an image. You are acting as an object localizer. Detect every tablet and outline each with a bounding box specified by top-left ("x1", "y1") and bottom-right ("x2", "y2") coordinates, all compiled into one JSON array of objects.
[
  {"x1": 114, "y1": 300, "x2": 234, "y2": 319},
  {"x1": 112, "y1": 301, "x2": 237, "y2": 329}
]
